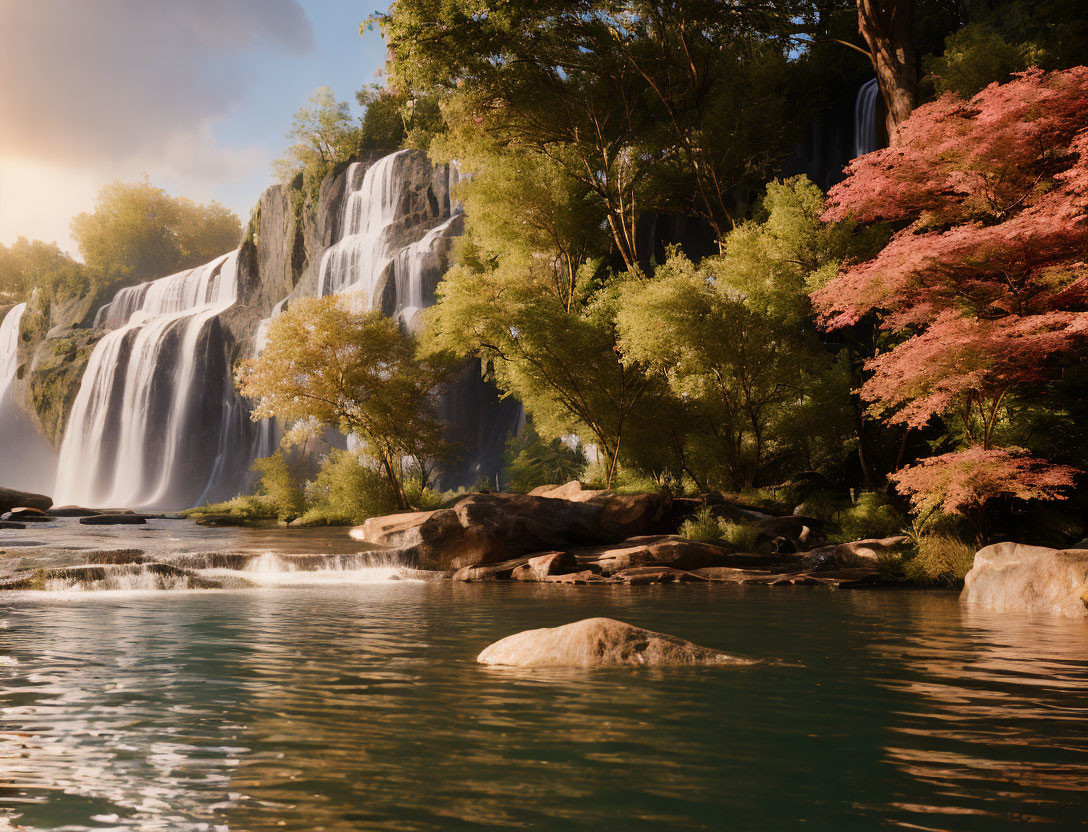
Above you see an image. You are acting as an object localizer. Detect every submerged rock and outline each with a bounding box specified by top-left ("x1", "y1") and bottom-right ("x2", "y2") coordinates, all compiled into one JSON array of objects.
[
  {"x1": 2, "y1": 507, "x2": 53, "y2": 522},
  {"x1": 0, "y1": 521, "x2": 26, "y2": 530},
  {"x1": 477, "y1": 617, "x2": 755, "y2": 668},
  {"x1": 962, "y1": 542, "x2": 1088, "y2": 619},
  {"x1": 79, "y1": 514, "x2": 148, "y2": 526},
  {"x1": 0, "y1": 487, "x2": 51, "y2": 514},
  {"x1": 0, "y1": 562, "x2": 226, "y2": 591},
  {"x1": 46, "y1": 506, "x2": 102, "y2": 517}
]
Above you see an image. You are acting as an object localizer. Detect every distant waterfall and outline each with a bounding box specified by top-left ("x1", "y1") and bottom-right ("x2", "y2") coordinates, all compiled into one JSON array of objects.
[
  {"x1": 0, "y1": 302, "x2": 25, "y2": 403},
  {"x1": 855, "y1": 78, "x2": 881, "y2": 157},
  {"x1": 0, "y1": 303, "x2": 58, "y2": 492},
  {"x1": 54, "y1": 253, "x2": 242, "y2": 508},
  {"x1": 317, "y1": 151, "x2": 463, "y2": 329}
]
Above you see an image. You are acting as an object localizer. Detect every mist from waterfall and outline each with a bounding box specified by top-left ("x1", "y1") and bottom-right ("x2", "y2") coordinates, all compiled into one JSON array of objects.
[
  {"x1": 53, "y1": 253, "x2": 242, "y2": 508},
  {"x1": 854, "y1": 78, "x2": 881, "y2": 157}
]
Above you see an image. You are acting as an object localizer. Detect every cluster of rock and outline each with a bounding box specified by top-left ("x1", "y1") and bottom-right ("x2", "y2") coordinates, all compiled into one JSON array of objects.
[
  {"x1": 0, "y1": 485, "x2": 156, "y2": 528},
  {"x1": 352, "y1": 482, "x2": 906, "y2": 588}
]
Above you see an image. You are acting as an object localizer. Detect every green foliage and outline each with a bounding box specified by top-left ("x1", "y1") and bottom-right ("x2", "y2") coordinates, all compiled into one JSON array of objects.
[
  {"x1": 273, "y1": 87, "x2": 362, "y2": 186},
  {"x1": 800, "y1": 490, "x2": 907, "y2": 543},
  {"x1": 615, "y1": 178, "x2": 860, "y2": 490},
  {"x1": 378, "y1": 1, "x2": 818, "y2": 263},
  {"x1": 0, "y1": 238, "x2": 86, "y2": 302},
  {"x1": 679, "y1": 506, "x2": 763, "y2": 550},
  {"x1": 183, "y1": 495, "x2": 279, "y2": 523},
  {"x1": 837, "y1": 492, "x2": 907, "y2": 542},
  {"x1": 903, "y1": 534, "x2": 978, "y2": 586},
  {"x1": 425, "y1": 245, "x2": 651, "y2": 488},
  {"x1": 502, "y1": 422, "x2": 587, "y2": 493},
  {"x1": 252, "y1": 452, "x2": 306, "y2": 521},
  {"x1": 70, "y1": 178, "x2": 240, "y2": 284},
  {"x1": 402, "y1": 475, "x2": 450, "y2": 511},
  {"x1": 237, "y1": 297, "x2": 454, "y2": 510},
  {"x1": 924, "y1": 23, "x2": 1029, "y2": 97},
  {"x1": 300, "y1": 449, "x2": 398, "y2": 526}
]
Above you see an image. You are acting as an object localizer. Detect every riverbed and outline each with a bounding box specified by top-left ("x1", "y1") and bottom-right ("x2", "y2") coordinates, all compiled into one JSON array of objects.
[{"x1": 1, "y1": 522, "x2": 1086, "y2": 830}]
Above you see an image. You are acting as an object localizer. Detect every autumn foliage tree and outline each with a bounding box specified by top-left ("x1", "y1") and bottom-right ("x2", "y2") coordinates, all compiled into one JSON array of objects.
[{"x1": 812, "y1": 68, "x2": 1088, "y2": 523}]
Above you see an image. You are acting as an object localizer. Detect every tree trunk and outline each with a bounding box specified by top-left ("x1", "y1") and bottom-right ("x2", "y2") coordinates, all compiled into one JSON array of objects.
[{"x1": 857, "y1": 0, "x2": 916, "y2": 140}]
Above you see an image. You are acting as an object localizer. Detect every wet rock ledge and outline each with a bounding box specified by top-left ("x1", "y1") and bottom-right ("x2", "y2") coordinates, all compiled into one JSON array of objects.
[{"x1": 352, "y1": 482, "x2": 908, "y2": 588}]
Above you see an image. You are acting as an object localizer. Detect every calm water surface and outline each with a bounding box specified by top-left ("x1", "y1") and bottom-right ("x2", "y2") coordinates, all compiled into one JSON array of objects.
[{"x1": 0, "y1": 526, "x2": 1086, "y2": 830}]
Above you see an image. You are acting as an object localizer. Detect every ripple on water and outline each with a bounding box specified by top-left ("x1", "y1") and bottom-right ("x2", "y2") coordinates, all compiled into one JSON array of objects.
[{"x1": 0, "y1": 582, "x2": 1086, "y2": 831}]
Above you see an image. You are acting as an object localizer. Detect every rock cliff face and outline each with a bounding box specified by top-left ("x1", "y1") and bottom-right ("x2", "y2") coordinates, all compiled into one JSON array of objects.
[{"x1": 4, "y1": 149, "x2": 519, "y2": 505}]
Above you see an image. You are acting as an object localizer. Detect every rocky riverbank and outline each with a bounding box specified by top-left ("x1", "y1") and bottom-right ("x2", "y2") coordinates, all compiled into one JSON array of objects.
[
  {"x1": 4, "y1": 480, "x2": 1087, "y2": 621},
  {"x1": 351, "y1": 482, "x2": 911, "y2": 588}
]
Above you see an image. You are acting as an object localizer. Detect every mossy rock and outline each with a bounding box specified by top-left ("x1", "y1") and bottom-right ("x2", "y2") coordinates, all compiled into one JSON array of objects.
[{"x1": 26, "y1": 329, "x2": 100, "y2": 445}]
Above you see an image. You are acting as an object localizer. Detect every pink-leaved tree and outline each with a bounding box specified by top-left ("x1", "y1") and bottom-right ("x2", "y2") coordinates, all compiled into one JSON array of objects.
[{"x1": 812, "y1": 68, "x2": 1088, "y2": 523}]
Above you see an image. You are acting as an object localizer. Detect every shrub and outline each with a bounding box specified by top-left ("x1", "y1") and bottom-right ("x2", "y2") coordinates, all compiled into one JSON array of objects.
[
  {"x1": 303, "y1": 449, "x2": 398, "y2": 525},
  {"x1": 252, "y1": 452, "x2": 306, "y2": 521},
  {"x1": 182, "y1": 495, "x2": 278, "y2": 523},
  {"x1": 838, "y1": 492, "x2": 906, "y2": 542},
  {"x1": 402, "y1": 475, "x2": 450, "y2": 511},
  {"x1": 503, "y1": 424, "x2": 587, "y2": 492},
  {"x1": 679, "y1": 506, "x2": 723, "y2": 541},
  {"x1": 903, "y1": 534, "x2": 978, "y2": 586},
  {"x1": 679, "y1": 507, "x2": 762, "y2": 551}
]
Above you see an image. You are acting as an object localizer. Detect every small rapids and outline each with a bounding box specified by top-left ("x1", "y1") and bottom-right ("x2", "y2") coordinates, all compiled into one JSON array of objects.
[{"x1": 0, "y1": 550, "x2": 424, "y2": 595}]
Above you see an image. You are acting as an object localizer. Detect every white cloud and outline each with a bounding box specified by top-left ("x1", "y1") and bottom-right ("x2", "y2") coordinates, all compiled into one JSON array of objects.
[
  {"x1": 0, "y1": 0, "x2": 312, "y2": 163},
  {"x1": 0, "y1": 0, "x2": 312, "y2": 251}
]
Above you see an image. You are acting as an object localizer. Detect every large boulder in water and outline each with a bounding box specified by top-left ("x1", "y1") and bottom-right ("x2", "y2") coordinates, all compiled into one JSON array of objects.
[
  {"x1": 476, "y1": 617, "x2": 754, "y2": 668},
  {"x1": 353, "y1": 491, "x2": 670, "y2": 571},
  {"x1": 962, "y1": 542, "x2": 1088, "y2": 619},
  {"x1": 0, "y1": 486, "x2": 51, "y2": 514}
]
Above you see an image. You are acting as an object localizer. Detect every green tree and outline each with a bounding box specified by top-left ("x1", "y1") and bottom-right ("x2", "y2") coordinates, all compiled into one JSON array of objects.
[
  {"x1": 70, "y1": 179, "x2": 241, "y2": 283},
  {"x1": 0, "y1": 237, "x2": 86, "y2": 302},
  {"x1": 616, "y1": 178, "x2": 870, "y2": 490},
  {"x1": 273, "y1": 87, "x2": 361, "y2": 183},
  {"x1": 236, "y1": 297, "x2": 453, "y2": 510},
  {"x1": 378, "y1": 0, "x2": 812, "y2": 263}
]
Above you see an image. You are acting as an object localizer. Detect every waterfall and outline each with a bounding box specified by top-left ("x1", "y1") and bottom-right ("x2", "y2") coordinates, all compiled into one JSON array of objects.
[
  {"x1": 854, "y1": 78, "x2": 881, "y2": 157},
  {"x1": 0, "y1": 302, "x2": 25, "y2": 404},
  {"x1": 0, "y1": 303, "x2": 57, "y2": 491},
  {"x1": 53, "y1": 253, "x2": 242, "y2": 508},
  {"x1": 317, "y1": 150, "x2": 462, "y2": 322}
]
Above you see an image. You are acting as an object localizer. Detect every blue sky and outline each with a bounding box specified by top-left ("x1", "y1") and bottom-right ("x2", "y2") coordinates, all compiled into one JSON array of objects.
[{"x1": 0, "y1": 0, "x2": 388, "y2": 255}]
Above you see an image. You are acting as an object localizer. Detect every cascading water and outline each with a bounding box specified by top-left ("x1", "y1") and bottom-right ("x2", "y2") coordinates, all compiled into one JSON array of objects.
[
  {"x1": 53, "y1": 253, "x2": 243, "y2": 508},
  {"x1": 0, "y1": 303, "x2": 57, "y2": 491},
  {"x1": 855, "y1": 78, "x2": 881, "y2": 157},
  {"x1": 317, "y1": 150, "x2": 463, "y2": 322},
  {"x1": 0, "y1": 302, "x2": 25, "y2": 404}
]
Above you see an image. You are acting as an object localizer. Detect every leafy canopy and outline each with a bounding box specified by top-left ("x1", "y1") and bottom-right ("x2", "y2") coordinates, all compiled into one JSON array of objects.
[
  {"x1": 236, "y1": 296, "x2": 453, "y2": 509},
  {"x1": 0, "y1": 237, "x2": 86, "y2": 302},
  {"x1": 70, "y1": 178, "x2": 241, "y2": 283},
  {"x1": 814, "y1": 68, "x2": 1088, "y2": 517}
]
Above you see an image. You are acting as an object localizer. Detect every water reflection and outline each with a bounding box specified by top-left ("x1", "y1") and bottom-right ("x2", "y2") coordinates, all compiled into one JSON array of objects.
[
  {"x1": 1, "y1": 584, "x2": 1086, "y2": 831},
  {"x1": 874, "y1": 597, "x2": 1088, "y2": 829}
]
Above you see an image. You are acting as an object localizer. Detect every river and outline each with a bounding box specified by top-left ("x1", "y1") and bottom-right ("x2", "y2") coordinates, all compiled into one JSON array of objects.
[{"x1": 1, "y1": 522, "x2": 1086, "y2": 830}]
